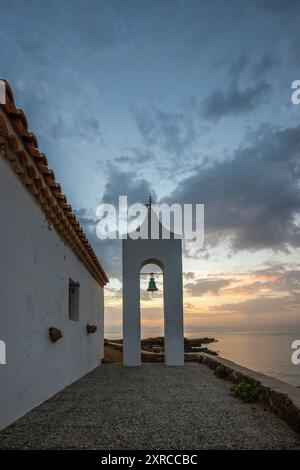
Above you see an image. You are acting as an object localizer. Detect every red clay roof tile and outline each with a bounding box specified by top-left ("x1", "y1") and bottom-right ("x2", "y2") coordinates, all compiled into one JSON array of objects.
[{"x1": 0, "y1": 79, "x2": 108, "y2": 286}]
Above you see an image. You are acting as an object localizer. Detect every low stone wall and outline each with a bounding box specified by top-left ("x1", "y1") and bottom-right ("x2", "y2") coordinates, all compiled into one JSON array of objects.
[
  {"x1": 199, "y1": 353, "x2": 300, "y2": 434},
  {"x1": 104, "y1": 342, "x2": 204, "y2": 363}
]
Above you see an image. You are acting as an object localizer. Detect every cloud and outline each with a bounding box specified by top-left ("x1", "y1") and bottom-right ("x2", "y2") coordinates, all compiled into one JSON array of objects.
[
  {"x1": 74, "y1": 166, "x2": 156, "y2": 280},
  {"x1": 251, "y1": 53, "x2": 278, "y2": 77},
  {"x1": 185, "y1": 278, "x2": 233, "y2": 296},
  {"x1": 202, "y1": 81, "x2": 272, "y2": 121},
  {"x1": 101, "y1": 164, "x2": 156, "y2": 207},
  {"x1": 258, "y1": 0, "x2": 300, "y2": 15},
  {"x1": 77, "y1": 117, "x2": 300, "y2": 282},
  {"x1": 141, "y1": 290, "x2": 161, "y2": 302},
  {"x1": 183, "y1": 271, "x2": 196, "y2": 280},
  {"x1": 183, "y1": 267, "x2": 300, "y2": 299},
  {"x1": 168, "y1": 123, "x2": 300, "y2": 252},
  {"x1": 220, "y1": 267, "x2": 300, "y2": 297},
  {"x1": 221, "y1": 281, "x2": 271, "y2": 296},
  {"x1": 131, "y1": 103, "x2": 210, "y2": 181},
  {"x1": 134, "y1": 105, "x2": 198, "y2": 159},
  {"x1": 212, "y1": 293, "x2": 300, "y2": 316},
  {"x1": 251, "y1": 266, "x2": 300, "y2": 294},
  {"x1": 106, "y1": 287, "x2": 122, "y2": 300},
  {"x1": 115, "y1": 148, "x2": 156, "y2": 167},
  {"x1": 228, "y1": 54, "x2": 248, "y2": 79},
  {"x1": 0, "y1": 0, "x2": 121, "y2": 161},
  {"x1": 74, "y1": 207, "x2": 122, "y2": 280}
]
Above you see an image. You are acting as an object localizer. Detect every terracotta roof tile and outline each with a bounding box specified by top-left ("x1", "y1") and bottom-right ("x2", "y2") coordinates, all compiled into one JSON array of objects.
[{"x1": 0, "y1": 79, "x2": 108, "y2": 286}]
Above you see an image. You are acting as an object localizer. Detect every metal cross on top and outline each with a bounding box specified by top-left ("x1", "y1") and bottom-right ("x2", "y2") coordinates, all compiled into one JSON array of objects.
[{"x1": 145, "y1": 195, "x2": 153, "y2": 210}]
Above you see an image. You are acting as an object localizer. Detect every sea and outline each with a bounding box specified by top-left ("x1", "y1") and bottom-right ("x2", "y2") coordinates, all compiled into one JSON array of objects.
[
  {"x1": 188, "y1": 331, "x2": 300, "y2": 387},
  {"x1": 105, "y1": 330, "x2": 300, "y2": 386}
]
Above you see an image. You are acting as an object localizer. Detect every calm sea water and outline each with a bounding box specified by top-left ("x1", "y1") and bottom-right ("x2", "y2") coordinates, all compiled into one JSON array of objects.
[{"x1": 188, "y1": 331, "x2": 300, "y2": 387}]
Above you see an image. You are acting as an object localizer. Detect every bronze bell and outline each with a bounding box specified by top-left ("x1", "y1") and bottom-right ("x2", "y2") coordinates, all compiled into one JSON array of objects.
[{"x1": 147, "y1": 273, "x2": 158, "y2": 292}]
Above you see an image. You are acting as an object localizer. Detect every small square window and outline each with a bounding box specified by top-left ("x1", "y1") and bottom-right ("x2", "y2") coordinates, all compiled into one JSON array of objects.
[{"x1": 69, "y1": 279, "x2": 80, "y2": 321}]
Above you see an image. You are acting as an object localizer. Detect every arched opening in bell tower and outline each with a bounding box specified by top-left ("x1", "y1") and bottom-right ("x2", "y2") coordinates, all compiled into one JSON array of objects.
[{"x1": 140, "y1": 260, "x2": 164, "y2": 355}]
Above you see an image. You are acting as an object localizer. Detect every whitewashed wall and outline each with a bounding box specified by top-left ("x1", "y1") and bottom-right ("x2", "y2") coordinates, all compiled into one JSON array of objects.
[
  {"x1": 0, "y1": 155, "x2": 104, "y2": 430},
  {"x1": 123, "y1": 212, "x2": 184, "y2": 367}
]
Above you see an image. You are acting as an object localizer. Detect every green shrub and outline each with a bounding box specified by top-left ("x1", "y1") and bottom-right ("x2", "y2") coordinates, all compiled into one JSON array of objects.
[
  {"x1": 231, "y1": 382, "x2": 264, "y2": 403},
  {"x1": 214, "y1": 364, "x2": 227, "y2": 379}
]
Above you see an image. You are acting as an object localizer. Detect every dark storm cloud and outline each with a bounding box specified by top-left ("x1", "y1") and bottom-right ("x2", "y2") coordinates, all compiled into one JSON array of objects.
[
  {"x1": 168, "y1": 123, "x2": 300, "y2": 252},
  {"x1": 185, "y1": 278, "x2": 233, "y2": 296},
  {"x1": 202, "y1": 81, "x2": 272, "y2": 121}
]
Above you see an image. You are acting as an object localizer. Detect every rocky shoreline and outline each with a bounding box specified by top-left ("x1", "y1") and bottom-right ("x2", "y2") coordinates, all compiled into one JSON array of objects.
[{"x1": 103, "y1": 336, "x2": 218, "y2": 363}]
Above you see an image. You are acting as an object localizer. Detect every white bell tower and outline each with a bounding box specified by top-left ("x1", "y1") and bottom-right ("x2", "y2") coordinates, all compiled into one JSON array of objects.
[{"x1": 122, "y1": 199, "x2": 184, "y2": 366}]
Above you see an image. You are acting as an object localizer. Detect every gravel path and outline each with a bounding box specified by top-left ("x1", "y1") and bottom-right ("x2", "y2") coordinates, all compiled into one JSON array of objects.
[{"x1": 1, "y1": 363, "x2": 300, "y2": 449}]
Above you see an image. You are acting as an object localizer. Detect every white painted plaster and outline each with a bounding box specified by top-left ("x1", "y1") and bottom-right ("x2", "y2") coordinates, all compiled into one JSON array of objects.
[
  {"x1": 0, "y1": 155, "x2": 104, "y2": 430},
  {"x1": 122, "y1": 212, "x2": 184, "y2": 366}
]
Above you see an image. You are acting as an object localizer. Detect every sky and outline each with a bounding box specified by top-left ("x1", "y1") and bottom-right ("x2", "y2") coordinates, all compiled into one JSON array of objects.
[{"x1": 1, "y1": 0, "x2": 300, "y2": 336}]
